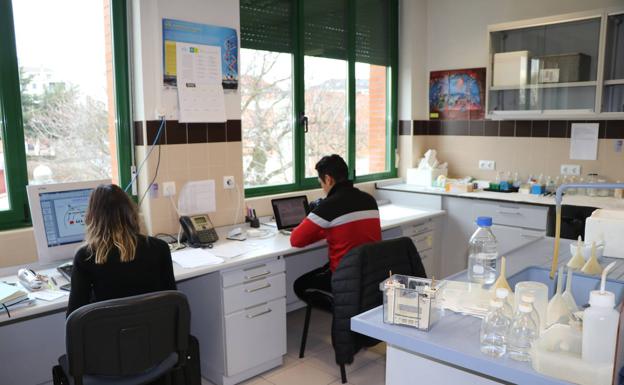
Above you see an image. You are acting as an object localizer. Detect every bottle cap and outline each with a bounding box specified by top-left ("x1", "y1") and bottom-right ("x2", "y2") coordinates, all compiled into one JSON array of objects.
[
  {"x1": 489, "y1": 299, "x2": 503, "y2": 308},
  {"x1": 518, "y1": 303, "x2": 532, "y2": 313},
  {"x1": 495, "y1": 288, "x2": 509, "y2": 299},
  {"x1": 589, "y1": 290, "x2": 615, "y2": 308},
  {"x1": 476, "y1": 216, "x2": 492, "y2": 227},
  {"x1": 520, "y1": 294, "x2": 535, "y2": 304}
]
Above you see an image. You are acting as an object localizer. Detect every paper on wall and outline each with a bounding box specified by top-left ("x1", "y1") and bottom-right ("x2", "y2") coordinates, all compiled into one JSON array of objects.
[
  {"x1": 172, "y1": 247, "x2": 224, "y2": 268},
  {"x1": 176, "y1": 42, "x2": 226, "y2": 123},
  {"x1": 178, "y1": 180, "x2": 216, "y2": 215},
  {"x1": 570, "y1": 123, "x2": 599, "y2": 160}
]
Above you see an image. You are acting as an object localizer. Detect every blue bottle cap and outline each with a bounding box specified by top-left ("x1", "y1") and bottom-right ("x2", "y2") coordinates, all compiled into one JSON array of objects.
[{"x1": 476, "y1": 216, "x2": 492, "y2": 227}]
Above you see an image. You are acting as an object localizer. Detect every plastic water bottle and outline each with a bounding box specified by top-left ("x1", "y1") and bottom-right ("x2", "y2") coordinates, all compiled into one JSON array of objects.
[
  {"x1": 480, "y1": 299, "x2": 510, "y2": 358},
  {"x1": 507, "y1": 303, "x2": 538, "y2": 362},
  {"x1": 468, "y1": 217, "x2": 498, "y2": 285}
]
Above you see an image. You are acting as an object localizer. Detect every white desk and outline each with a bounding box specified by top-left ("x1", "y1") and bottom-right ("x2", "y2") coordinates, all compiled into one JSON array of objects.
[{"x1": 0, "y1": 204, "x2": 444, "y2": 385}]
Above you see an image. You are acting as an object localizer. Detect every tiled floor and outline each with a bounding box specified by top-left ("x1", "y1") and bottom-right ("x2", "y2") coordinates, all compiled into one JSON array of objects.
[{"x1": 201, "y1": 307, "x2": 386, "y2": 385}]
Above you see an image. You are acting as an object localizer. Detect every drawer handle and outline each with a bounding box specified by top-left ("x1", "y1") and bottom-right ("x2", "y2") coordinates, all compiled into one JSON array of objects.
[
  {"x1": 247, "y1": 308, "x2": 272, "y2": 319},
  {"x1": 245, "y1": 283, "x2": 271, "y2": 293},
  {"x1": 497, "y1": 210, "x2": 521, "y2": 215},
  {"x1": 243, "y1": 263, "x2": 266, "y2": 271},
  {"x1": 245, "y1": 271, "x2": 271, "y2": 280}
]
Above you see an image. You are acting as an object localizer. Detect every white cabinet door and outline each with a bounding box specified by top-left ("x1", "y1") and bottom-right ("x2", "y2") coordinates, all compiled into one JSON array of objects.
[
  {"x1": 440, "y1": 197, "x2": 475, "y2": 277},
  {"x1": 491, "y1": 225, "x2": 544, "y2": 256}
]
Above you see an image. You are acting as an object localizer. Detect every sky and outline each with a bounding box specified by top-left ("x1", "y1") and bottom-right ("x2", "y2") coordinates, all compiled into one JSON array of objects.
[{"x1": 12, "y1": 0, "x2": 108, "y2": 103}]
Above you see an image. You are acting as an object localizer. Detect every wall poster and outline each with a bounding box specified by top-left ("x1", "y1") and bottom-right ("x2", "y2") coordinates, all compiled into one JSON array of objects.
[{"x1": 429, "y1": 67, "x2": 486, "y2": 120}]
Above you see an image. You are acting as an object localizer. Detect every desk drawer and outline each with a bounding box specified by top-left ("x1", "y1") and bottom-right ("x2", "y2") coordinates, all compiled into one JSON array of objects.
[
  {"x1": 402, "y1": 221, "x2": 434, "y2": 237},
  {"x1": 411, "y1": 232, "x2": 434, "y2": 253},
  {"x1": 223, "y1": 273, "x2": 286, "y2": 314},
  {"x1": 420, "y1": 248, "x2": 434, "y2": 277},
  {"x1": 473, "y1": 202, "x2": 547, "y2": 230},
  {"x1": 221, "y1": 258, "x2": 285, "y2": 288},
  {"x1": 225, "y1": 297, "x2": 286, "y2": 376}
]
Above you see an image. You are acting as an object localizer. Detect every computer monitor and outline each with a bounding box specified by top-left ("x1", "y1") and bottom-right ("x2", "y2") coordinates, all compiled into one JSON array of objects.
[
  {"x1": 27, "y1": 180, "x2": 110, "y2": 264},
  {"x1": 271, "y1": 196, "x2": 310, "y2": 231}
]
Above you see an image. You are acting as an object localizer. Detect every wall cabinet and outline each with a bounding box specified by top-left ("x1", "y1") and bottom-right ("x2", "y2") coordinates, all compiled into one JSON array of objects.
[{"x1": 487, "y1": 7, "x2": 624, "y2": 118}]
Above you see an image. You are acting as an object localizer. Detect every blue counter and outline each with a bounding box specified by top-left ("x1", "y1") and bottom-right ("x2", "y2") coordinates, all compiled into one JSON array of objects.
[{"x1": 351, "y1": 237, "x2": 624, "y2": 385}]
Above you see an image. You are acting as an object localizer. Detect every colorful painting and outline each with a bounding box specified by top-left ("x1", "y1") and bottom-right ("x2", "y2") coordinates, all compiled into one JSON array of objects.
[
  {"x1": 163, "y1": 18, "x2": 239, "y2": 89},
  {"x1": 429, "y1": 68, "x2": 485, "y2": 120}
]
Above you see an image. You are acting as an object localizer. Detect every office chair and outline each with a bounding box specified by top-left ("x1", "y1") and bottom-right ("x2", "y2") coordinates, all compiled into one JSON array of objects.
[
  {"x1": 52, "y1": 291, "x2": 190, "y2": 385},
  {"x1": 298, "y1": 237, "x2": 426, "y2": 383}
]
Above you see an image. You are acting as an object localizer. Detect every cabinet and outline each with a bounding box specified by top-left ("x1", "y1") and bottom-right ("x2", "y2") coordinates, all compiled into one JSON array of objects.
[
  {"x1": 486, "y1": 7, "x2": 624, "y2": 118},
  {"x1": 401, "y1": 219, "x2": 438, "y2": 278},
  {"x1": 178, "y1": 256, "x2": 287, "y2": 385}
]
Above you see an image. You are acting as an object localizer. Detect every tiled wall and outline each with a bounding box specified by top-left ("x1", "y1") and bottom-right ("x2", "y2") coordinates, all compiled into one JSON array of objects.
[
  {"x1": 399, "y1": 119, "x2": 624, "y2": 182},
  {"x1": 134, "y1": 119, "x2": 244, "y2": 236}
]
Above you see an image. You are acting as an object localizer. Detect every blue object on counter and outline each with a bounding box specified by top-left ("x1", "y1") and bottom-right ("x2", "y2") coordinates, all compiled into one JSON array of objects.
[
  {"x1": 476, "y1": 216, "x2": 493, "y2": 227},
  {"x1": 531, "y1": 184, "x2": 545, "y2": 195},
  {"x1": 499, "y1": 181, "x2": 510, "y2": 191}
]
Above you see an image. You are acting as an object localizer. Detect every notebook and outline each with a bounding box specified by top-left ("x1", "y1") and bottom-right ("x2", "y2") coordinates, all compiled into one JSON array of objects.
[{"x1": 0, "y1": 282, "x2": 29, "y2": 307}]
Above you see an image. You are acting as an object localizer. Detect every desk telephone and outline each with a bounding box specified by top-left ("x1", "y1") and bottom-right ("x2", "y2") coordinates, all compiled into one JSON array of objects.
[{"x1": 180, "y1": 214, "x2": 219, "y2": 248}]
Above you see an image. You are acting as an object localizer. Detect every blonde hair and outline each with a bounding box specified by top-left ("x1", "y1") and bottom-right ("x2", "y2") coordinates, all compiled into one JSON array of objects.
[{"x1": 84, "y1": 184, "x2": 140, "y2": 264}]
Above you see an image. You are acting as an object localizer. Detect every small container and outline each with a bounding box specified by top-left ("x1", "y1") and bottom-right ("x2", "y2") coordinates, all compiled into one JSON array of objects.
[
  {"x1": 467, "y1": 217, "x2": 498, "y2": 285},
  {"x1": 507, "y1": 303, "x2": 538, "y2": 362},
  {"x1": 380, "y1": 274, "x2": 442, "y2": 331},
  {"x1": 480, "y1": 299, "x2": 511, "y2": 358}
]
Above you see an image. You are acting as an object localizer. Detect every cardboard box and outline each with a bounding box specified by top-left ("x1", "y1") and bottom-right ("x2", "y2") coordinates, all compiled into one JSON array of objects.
[
  {"x1": 493, "y1": 51, "x2": 530, "y2": 87},
  {"x1": 406, "y1": 168, "x2": 447, "y2": 187}
]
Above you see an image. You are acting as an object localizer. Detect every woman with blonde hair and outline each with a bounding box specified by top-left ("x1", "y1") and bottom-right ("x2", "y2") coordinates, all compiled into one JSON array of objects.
[{"x1": 67, "y1": 184, "x2": 176, "y2": 316}]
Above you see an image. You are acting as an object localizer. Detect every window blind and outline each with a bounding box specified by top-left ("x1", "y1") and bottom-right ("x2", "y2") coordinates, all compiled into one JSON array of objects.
[
  {"x1": 240, "y1": 0, "x2": 293, "y2": 53},
  {"x1": 355, "y1": 0, "x2": 391, "y2": 66},
  {"x1": 303, "y1": 0, "x2": 348, "y2": 60}
]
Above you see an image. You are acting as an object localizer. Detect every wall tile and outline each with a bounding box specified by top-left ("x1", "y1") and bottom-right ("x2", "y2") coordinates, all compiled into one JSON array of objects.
[
  {"x1": 146, "y1": 120, "x2": 164, "y2": 145},
  {"x1": 413, "y1": 120, "x2": 427, "y2": 135},
  {"x1": 208, "y1": 122, "x2": 227, "y2": 142},
  {"x1": 165, "y1": 120, "x2": 187, "y2": 144},
  {"x1": 226, "y1": 119, "x2": 242, "y2": 142},
  {"x1": 427, "y1": 120, "x2": 441, "y2": 135},
  {"x1": 399, "y1": 120, "x2": 411, "y2": 135},
  {"x1": 134, "y1": 121, "x2": 144, "y2": 145},
  {"x1": 515, "y1": 120, "x2": 531, "y2": 137},
  {"x1": 531, "y1": 120, "x2": 548, "y2": 137},
  {"x1": 499, "y1": 120, "x2": 515, "y2": 137},
  {"x1": 441, "y1": 120, "x2": 469, "y2": 136},
  {"x1": 549, "y1": 120, "x2": 566, "y2": 138},
  {"x1": 484, "y1": 120, "x2": 499, "y2": 136},
  {"x1": 188, "y1": 123, "x2": 208, "y2": 143},
  {"x1": 606, "y1": 120, "x2": 624, "y2": 139},
  {"x1": 469, "y1": 120, "x2": 484, "y2": 136}
]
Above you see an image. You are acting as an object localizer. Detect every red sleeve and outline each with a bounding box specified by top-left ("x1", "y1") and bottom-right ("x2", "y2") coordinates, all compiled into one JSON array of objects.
[{"x1": 290, "y1": 217, "x2": 326, "y2": 247}]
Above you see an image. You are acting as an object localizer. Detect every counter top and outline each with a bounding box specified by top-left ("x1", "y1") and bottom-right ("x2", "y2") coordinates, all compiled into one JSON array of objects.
[
  {"x1": 378, "y1": 183, "x2": 624, "y2": 210},
  {"x1": 351, "y1": 237, "x2": 624, "y2": 385},
  {"x1": 0, "y1": 204, "x2": 445, "y2": 325}
]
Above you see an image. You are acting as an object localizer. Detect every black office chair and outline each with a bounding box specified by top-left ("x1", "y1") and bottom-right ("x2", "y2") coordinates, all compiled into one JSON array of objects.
[
  {"x1": 298, "y1": 237, "x2": 427, "y2": 383},
  {"x1": 52, "y1": 291, "x2": 190, "y2": 385}
]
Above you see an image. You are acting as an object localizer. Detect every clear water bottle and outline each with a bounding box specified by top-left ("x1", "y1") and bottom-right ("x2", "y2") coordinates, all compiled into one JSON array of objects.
[
  {"x1": 495, "y1": 288, "x2": 514, "y2": 320},
  {"x1": 480, "y1": 299, "x2": 511, "y2": 358},
  {"x1": 468, "y1": 217, "x2": 498, "y2": 285},
  {"x1": 507, "y1": 303, "x2": 538, "y2": 362}
]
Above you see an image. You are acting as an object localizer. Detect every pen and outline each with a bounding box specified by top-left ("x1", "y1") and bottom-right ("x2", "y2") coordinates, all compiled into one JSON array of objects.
[{"x1": 252, "y1": 209, "x2": 257, "y2": 219}]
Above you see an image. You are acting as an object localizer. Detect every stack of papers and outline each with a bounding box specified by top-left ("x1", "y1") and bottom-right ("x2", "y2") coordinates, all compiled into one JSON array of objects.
[
  {"x1": 0, "y1": 282, "x2": 29, "y2": 307},
  {"x1": 211, "y1": 242, "x2": 260, "y2": 259},
  {"x1": 172, "y1": 248, "x2": 224, "y2": 268}
]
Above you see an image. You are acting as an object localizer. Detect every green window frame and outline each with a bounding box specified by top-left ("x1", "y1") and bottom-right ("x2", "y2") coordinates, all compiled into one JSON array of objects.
[
  {"x1": 0, "y1": 0, "x2": 133, "y2": 231},
  {"x1": 241, "y1": 0, "x2": 398, "y2": 197}
]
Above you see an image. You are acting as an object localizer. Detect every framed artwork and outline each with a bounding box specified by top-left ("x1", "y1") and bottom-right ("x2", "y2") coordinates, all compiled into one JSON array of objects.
[{"x1": 429, "y1": 67, "x2": 486, "y2": 120}]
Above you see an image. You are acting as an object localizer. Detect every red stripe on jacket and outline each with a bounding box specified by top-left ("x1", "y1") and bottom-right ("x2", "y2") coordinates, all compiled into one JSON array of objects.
[{"x1": 290, "y1": 217, "x2": 381, "y2": 271}]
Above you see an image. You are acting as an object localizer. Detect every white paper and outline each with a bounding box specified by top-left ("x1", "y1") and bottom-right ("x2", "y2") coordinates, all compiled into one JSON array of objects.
[
  {"x1": 211, "y1": 242, "x2": 260, "y2": 259},
  {"x1": 172, "y1": 247, "x2": 224, "y2": 268},
  {"x1": 176, "y1": 42, "x2": 226, "y2": 123},
  {"x1": 31, "y1": 290, "x2": 68, "y2": 302},
  {"x1": 570, "y1": 123, "x2": 599, "y2": 160},
  {"x1": 178, "y1": 180, "x2": 216, "y2": 215}
]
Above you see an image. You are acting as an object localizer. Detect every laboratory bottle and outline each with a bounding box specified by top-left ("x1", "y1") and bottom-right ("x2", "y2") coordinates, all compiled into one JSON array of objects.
[
  {"x1": 480, "y1": 299, "x2": 510, "y2": 358},
  {"x1": 582, "y1": 262, "x2": 619, "y2": 364},
  {"x1": 507, "y1": 303, "x2": 538, "y2": 362},
  {"x1": 468, "y1": 217, "x2": 498, "y2": 285},
  {"x1": 495, "y1": 288, "x2": 514, "y2": 320},
  {"x1": 520, "y1": 294, "x2": 540, "y2": 335}
]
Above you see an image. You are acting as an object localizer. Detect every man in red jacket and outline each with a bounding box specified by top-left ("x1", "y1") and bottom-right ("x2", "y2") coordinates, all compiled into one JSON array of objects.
[{"x1": 290, "y1": 154, "x2": 381, "y2": 305}]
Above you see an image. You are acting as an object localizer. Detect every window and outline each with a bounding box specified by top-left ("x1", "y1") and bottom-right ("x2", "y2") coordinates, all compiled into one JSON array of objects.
[
  {"x1": 241, "y1": 0, "x2": 397, "y2": 195},
  {"x1": 0, "y1": 0, "x2": 132, "y2": 229}
]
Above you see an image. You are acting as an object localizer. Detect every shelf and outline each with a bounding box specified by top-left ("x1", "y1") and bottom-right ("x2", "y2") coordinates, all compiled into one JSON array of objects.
[{"x1": 490, "y1": 81, "x2": 597, "y2": 91}]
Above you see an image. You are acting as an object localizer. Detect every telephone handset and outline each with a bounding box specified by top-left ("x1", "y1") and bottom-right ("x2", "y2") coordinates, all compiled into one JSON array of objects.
[{"x1": 179, "y1": 214, "x2": 219, "y2": 248}]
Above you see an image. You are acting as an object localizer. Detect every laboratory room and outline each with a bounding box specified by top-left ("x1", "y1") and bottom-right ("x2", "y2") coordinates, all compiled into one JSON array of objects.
[{"x1": 3, "y1": 0, "x2": 624, "y2": 385}]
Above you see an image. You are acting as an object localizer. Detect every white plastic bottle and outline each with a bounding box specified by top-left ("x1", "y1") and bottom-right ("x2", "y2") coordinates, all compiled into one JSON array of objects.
[
  {"x1": 480, "y1": 299, "x2": 510, "y2": 358},
  {"x1": 507, "y1": 303, "x2": 538, "y2": 362},
  {"x1": 468, "y1": 217, "x2": 498, "y2": 285},
  {"x1": 582, "y1": 262, "x2": 619, "y2": 364}
]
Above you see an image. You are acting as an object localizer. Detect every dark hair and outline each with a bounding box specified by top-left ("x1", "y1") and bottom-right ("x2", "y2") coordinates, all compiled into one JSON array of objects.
[
  {"x1": 84, "y1": 184, "x2": 140, "y2": 264},
  {"x1": 315, "y1": 154, "x2": 348, "y2": 183}
]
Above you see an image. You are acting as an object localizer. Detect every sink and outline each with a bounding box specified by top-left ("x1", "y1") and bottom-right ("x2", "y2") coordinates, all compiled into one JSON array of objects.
[{"x1": 507, "y1": 266, "x2": 624, "y2": 307}]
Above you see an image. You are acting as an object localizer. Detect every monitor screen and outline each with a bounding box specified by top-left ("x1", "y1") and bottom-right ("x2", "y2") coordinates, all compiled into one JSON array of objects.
[
  {"x1": 39, "y1": 188, "x2": 91, "y2": 247},
  {"x1": 27, "y1": 179, "x2": 110, "y2": 263},
  {"x1": 272, "y1": 196, "x2": 309, "y2": 230}
]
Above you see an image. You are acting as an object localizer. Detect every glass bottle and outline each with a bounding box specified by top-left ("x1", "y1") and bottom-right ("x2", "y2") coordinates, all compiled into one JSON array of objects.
[
  {"x1": 480, "y1": 299, "x2": 510, "y2": 358},
  {"x1": 507, "y1": 303, "x2": 538, "y2": 362},
  {"x1": 468, "y1": 217, "x2": 498, "y2": 285}
]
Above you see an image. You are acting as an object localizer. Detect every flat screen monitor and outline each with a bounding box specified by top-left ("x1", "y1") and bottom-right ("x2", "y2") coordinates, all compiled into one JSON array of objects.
[
  {"x1": 271, "y1": 196, "x2": 310, "y2": 231},
  {"x1": 27, "y1": 180, "x2": 110, "y2": 264}
]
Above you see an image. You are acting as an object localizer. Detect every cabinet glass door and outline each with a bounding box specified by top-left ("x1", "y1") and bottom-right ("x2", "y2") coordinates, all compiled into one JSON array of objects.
[
  {"x1": 603, "y1": 13, "x2": 624, "y2": 113},
  {"x1": 489, "y1": 17, "x2": 601, "y2": 115}
]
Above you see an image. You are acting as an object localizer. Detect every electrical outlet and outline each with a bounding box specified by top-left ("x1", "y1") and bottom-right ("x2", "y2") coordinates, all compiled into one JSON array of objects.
[
  {"x1": 162, "y1": 181, "x2": 176, "y2": 197},
  {"x1": 478, "y1": 160, "x2": 496, "y2": 171},
  {"x1": 223, "y1": 176, "x2": 235, "y2": 189},
  {"x1": 560, "y1": 164, "x2": 581, "y2": 176}
]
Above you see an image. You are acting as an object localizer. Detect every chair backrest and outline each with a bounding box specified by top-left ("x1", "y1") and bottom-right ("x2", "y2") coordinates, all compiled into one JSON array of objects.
[
  {"x1": 65, "y1": 290, "x2": 190, "y2": 379},
  {"x1": 331, "y1": 237, "x2": 426, "y2": 364}
]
